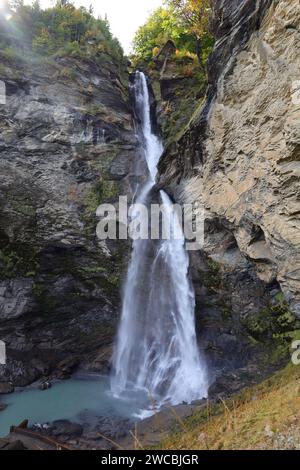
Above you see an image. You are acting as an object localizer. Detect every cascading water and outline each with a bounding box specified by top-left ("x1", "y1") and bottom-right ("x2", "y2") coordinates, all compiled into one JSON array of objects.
[{"x1": 111, "y1": 71, "x2": 207, "y2": 410}]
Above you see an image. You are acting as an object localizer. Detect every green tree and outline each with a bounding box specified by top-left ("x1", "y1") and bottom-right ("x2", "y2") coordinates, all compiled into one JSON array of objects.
[
  {"x1": 133, "y1": 6, "x2": 195, "y2": 61},
  {"x1": 3, "y1": 1, "x2": 123, "y2": 60},
  {"x1": 165, "y1": 0, "x2": 213, "y2": 68}
]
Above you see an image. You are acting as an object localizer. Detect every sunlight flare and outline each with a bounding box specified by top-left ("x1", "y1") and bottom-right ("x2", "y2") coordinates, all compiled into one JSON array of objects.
[{"x1": 0, "y1": 0, "x2": 11, "y2": 20}]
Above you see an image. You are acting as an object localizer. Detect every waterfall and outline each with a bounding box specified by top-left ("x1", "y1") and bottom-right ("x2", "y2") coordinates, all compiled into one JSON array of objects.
[{"x1": 111, "y1": 71, "x2": 207, "y2": 410}]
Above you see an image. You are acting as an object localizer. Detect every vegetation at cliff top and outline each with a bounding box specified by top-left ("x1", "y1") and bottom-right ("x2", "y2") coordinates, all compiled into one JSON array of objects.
[
  {"x1": 131, "y1": 1, "x2": 214, "y2": 145},
  {"x1": 132, "y1": 0, "x2": 214, "y2": 70},
  {"x1": 0, "y1": 0, "x2": 124, "y2": 62}
]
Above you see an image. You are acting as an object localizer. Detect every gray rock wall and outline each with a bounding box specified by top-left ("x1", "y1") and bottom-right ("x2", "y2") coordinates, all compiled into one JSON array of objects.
[
  {"x1": 0, "y1": 55, "x2": 137, "y2": 385},
  {"x1": 157, "y1": 0, "x2": 300, "y2": 391}
]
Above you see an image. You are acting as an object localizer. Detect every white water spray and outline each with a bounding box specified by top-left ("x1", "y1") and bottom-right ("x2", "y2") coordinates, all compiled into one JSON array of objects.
[{"x1": 111, "y1": 72, "x2": 207, "y2": 410}]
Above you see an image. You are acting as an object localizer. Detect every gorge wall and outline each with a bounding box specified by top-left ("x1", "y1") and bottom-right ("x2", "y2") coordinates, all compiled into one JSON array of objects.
[
  {"x1": 0, "y1": 49, "x2": 137, "y2": 387},
  {"x1": 157, "y1": 0, "x2": 300, "y2": 393}
]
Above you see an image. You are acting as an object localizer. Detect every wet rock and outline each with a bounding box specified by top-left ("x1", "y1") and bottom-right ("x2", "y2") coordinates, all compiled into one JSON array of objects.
[
  {"x1": 92, "y1": 416, "x2": 133, "y2": 440},
  {"x1": 0, "y1": 403, "x2": 7, "y2": 411},
  {"x1": 56, "y1": 358, "x2": 79, "y2": 379},
  {"x1": 208, "y1": 365, "x2": 265, "y2": 399},
  {"x1": 48, "y1": 420, "x2": 83, "y2": 440},
  {"x1": 0, "y1": 382, "x2": 14, "y2": 394},
  {"x1": 39, "y1": 381, "x2": 52, "y2": 391},
  {"x1": 0, "y1": 357, "x2": 52, "y2": 387}
]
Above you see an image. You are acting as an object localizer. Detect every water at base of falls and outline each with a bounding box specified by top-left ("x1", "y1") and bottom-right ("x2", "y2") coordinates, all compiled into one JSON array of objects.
[
  {"x1": 0, "y1": 73, "x2": 208, "y2": 437},
  {"x1": 111, "y1": 71, "x2": 208, "y2": 412},
  {"x1": 0, "y1": 375, "x2": 149, "y2": 438}
]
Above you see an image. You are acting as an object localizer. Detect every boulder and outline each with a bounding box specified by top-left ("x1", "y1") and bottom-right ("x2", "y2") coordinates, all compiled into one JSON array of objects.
[{"x1": 49, "y1": 420, "x2": 83, "y2": 440}]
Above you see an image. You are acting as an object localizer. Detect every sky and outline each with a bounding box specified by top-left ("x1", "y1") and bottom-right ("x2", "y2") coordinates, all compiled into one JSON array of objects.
[{"x1": 23, "y1": 0, "x2": 163, "y2": 53}]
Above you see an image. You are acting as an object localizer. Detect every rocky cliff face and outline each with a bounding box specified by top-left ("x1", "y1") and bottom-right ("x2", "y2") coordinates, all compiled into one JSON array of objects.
[
  {"x1": 1, "y1": 0, "x2": 299, "y2": 397},
  {"x1": 157, "y1": 0, "x2": 300, "y2": 391},
  {"x1": 0, "y1": 53, "x2": 137, "y2": 386}
]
